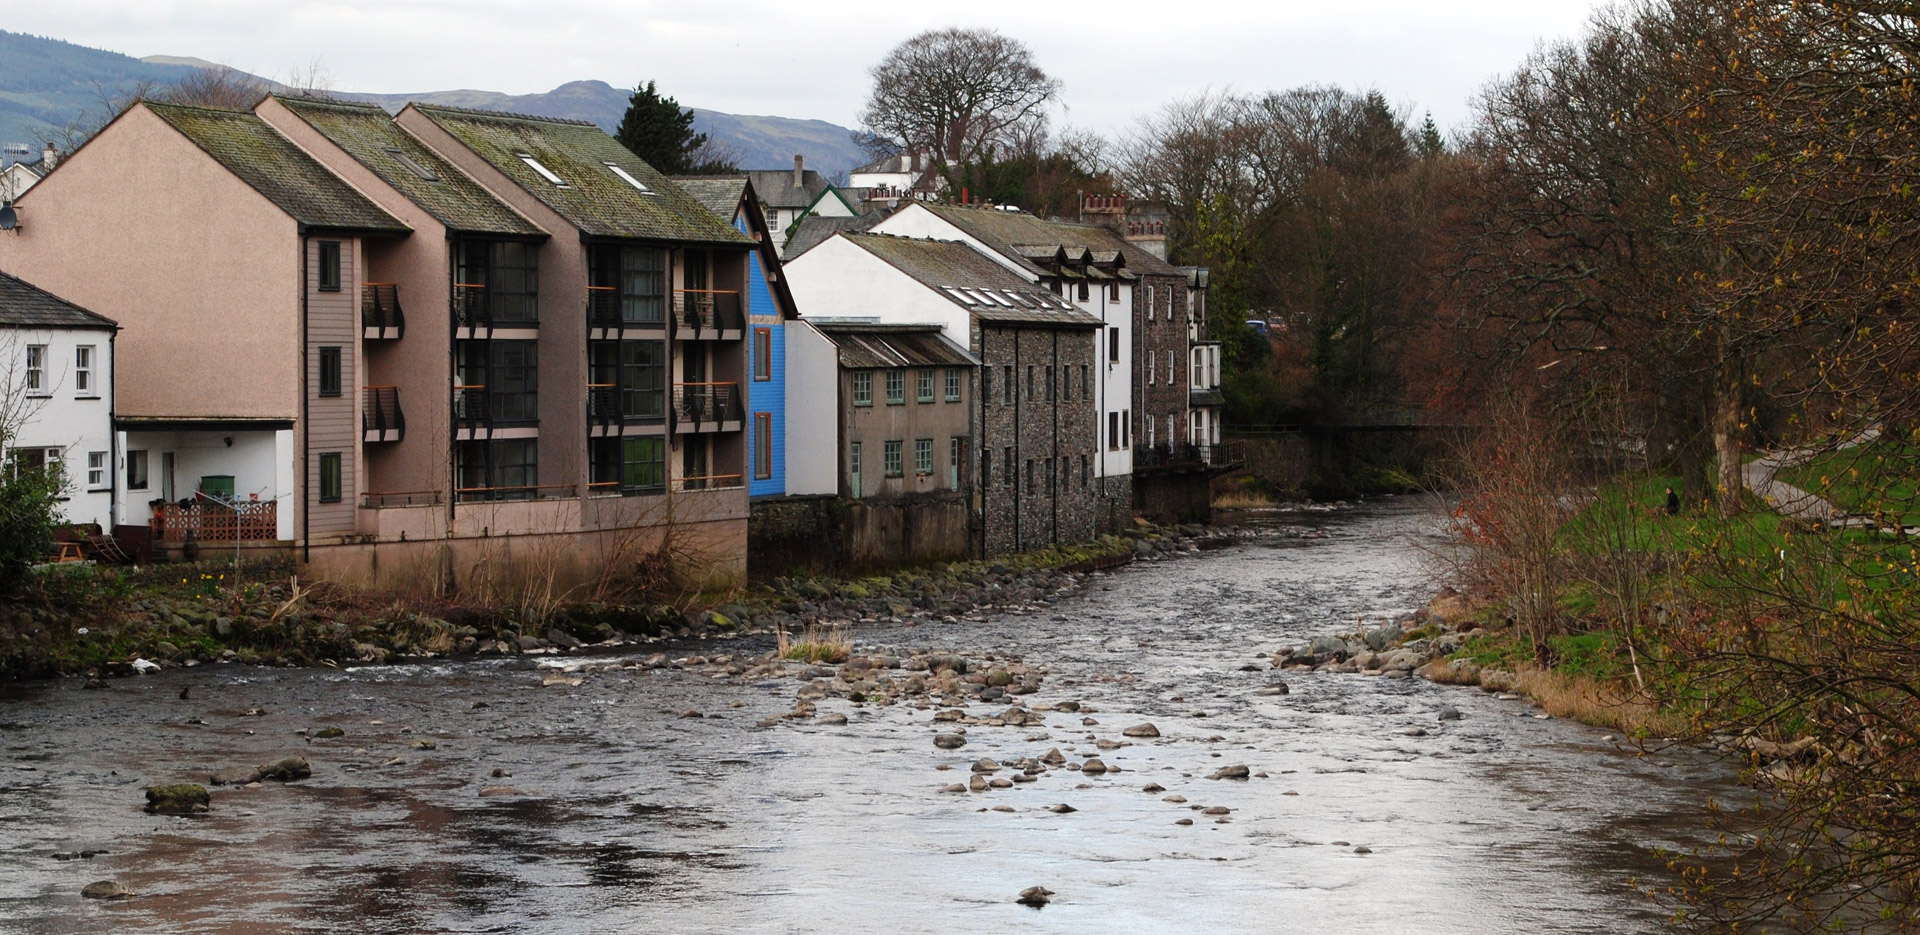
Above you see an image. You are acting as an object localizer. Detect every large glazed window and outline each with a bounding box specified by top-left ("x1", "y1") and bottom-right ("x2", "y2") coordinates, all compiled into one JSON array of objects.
[
  {"x1": 619, "y1": 340, "x2": 665, "y2": 419},
  {"x1": 622, "y1": 247, "x2": 667, "y2": 324},
  {"x1": 461, "y1": 340, "x2": 539, "y2": 424}
]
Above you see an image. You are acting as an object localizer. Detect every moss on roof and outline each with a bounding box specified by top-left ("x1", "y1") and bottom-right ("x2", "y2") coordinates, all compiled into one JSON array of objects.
[
  {"x1": 670, "y1": 176, "x2": 748, "y2": 222},
  {"x1": 144, "y1": 101, "x2": 409, "y2": 233},
  {"x1": 273, "y1": 96, "x2": 544, "y2": 237},
  {"x1": 918, "y1": 203, "x2": 1181, "y2": 277},
  {"x1": 410, "y1": 104, "x2": 750, "y2": 245},
  {"x1": 843, "y1": 233, "x2": 1101, "y2": 328}
]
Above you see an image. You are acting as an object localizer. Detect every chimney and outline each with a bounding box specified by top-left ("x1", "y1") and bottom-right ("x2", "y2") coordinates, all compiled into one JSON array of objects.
[
  {"x1": 793, "y1": 154, "x2": 804, "y2": 190},
  {"x1": 42, "y1": 143, "x2": 56, "y2": 171}
]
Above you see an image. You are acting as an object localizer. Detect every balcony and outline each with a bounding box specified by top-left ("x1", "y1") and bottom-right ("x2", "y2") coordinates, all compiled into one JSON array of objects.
[
  {"x1": 362, "y1": 283, "x2": 404, "y2": 339},
  {"x1": 454, "y1": 385, "x2": 490, "y2": 427},
  {"x1": 454, "y1": 483, "x2": 577, "y2": 504},
  {"x1": 674, "y1": 382, "x2": 743, "y2": 431},
  {"x1": 674, "y1": 289, "x2": 744, "y2": 338},
  {"x1": 1133, "y1": 441, "x2": 1240, "y2": 470},
  {"x1": 452, "y1": 283, "x2": 490, "y2": 333},
  {"x1": 672, "y1": 474, "x2": 744, "y2": 492},
  {"x1": 363, "y1": 385, "x2": 404, "y2": 443},
  {"x1": 362, "y1": 489, "x2": 442, "y2": 508}
]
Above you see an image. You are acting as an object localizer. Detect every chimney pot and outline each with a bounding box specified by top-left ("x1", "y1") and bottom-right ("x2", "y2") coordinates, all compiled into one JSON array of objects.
[
  {"x1": 42, "y1": 143, "x2": 56, "y2": 170},
  {"x1": 793, "y1": 154, "x2": 804, "y2": 190}
]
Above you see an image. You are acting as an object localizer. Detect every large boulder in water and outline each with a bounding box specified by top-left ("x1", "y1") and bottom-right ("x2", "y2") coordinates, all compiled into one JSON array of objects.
[{"x1": 144, "y1": 783, "x2": 209, "y2": 814}]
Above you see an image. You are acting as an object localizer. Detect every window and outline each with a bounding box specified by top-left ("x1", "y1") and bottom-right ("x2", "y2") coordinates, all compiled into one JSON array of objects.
[
  {"x1": 591, "y1": 436, "x2": 665, "y2": 493},
  {"x1": 1109, "y1": 281, "x2": 1120, "y2": 301},
  {"x1": 950, "y1": 437, "x2": 963, "y2": 488},
  {"x1": 318, "y1": 452, "x2": 342, "y2": 503},
  {"x1": 853, "y1": 370, "x2": 873, "y2": 406},
  {"x1": 981, "y1": 367, "x2": 991, "y2": 404},
  {"x1": 460, "y1": 340, "x2": 539, "y2": 423},
  {"x1": 385, "y1": 147, "x2": 438, "y2": 181},
  {"x1": 945, "y1": 368, "x2": 961, "y2": 402},
  {"x1": 24, "y1": 345, "x2": 45, "y2": 395},
  {"x1": 7, "y1": 447, "x2": 59, "y2": 482},
  {"x1": 126, "y1": 450, "x2": 149, "y2": 490},
  {"x1": 86, "y1": 451, "x2": 107, "y2": 489},
  {"x1": 587, "y1": 245, "x2": 665, "y2": 324},
  {"x1": 1109, "y1": 328, "x2": 1119, "y2": 362},
  {"x1": 318, "y1": 346, "x2": 342, "y2": 397},
  {"x1": 1081, "y1": 365, "x2": 1090, "y2": 399},
  {"x1": 1044, "y1": 366, "x2": 1054, "y2": 402},
  {"x1": 590, "y1": 340, "x2": 665, "y2": 420},
  {"x1": 1077, "y1": 281, "x2": 1089, "y2": 301},
  {"x1": 489, "y1": 241, "x2": 539, "y2": 323},
  {"x1": 884, "y1": 440, "x2": 903, "y2": 477},
  {"x1": 885, "y1": 369, "x2": 905, "y2": 405},
  {"x1": 1002, "y1": 365, "x2": 1013, "y2": 404},
  {"x1": 915, "y1": 438, "x2": 933, "y2": 475},
  {"x1": 1108, "y1": 412, "x2": 1120, "y2": 451},
  {"x1": 753, "y1": 329, "x2": 772, "y2": 381},
  {"x1": 1004, "y1": 447, "x2": 1014, "y2": 487},
  {"x1": 1026, "y1": 366, "x2": 1034, "y2": 401},
  {"x1": 1026, "y1": 458, "x2": 1035, "y2": 494},
  {"x1": 1045, "y1": 457, "x2": 1055, "y2": 495},
  {"x1": 849, "y1": 441, "x2": 862, "y2": 498},
  {"x1": 765, "y1": 206, "x2": 780, "y2": 231},
  {"x1": 915, "y1": 369, "x2": 933, "y2": 403},
  {"x1": 457, "y1": 439, "x2": 538, "y2": 498},
  {"x1": 1062, "y1": 366, "x2": 1072, "y2": 402},
  {"x1": 980, "y1": 444, "x2": 991, "y2": 486},
  {"x1": 754, "y1": 413, "x2": 774, "y2": 479},
  {"x1": 519, "y1": 153, "x2": 567, "y2": 186},
  {"x1": 1147, "y1": 353, "x2": 1155, "y2": 385},
  {"x1": 605, "y1": 162, "x2": 655, "y2": 194},
  {"x1": 318, "y1": 241, "x2": 341, "y2": 292},
  {"x1": 1081, "y1": 454, "x2": 1089, "y2": 487},
  {"x1": 74, "y1": 346, "x2": 95, "y2": 396}
]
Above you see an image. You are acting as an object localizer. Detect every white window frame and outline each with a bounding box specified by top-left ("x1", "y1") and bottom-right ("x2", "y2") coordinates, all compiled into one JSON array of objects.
[
  {"x1": 74, "y1": 345, "x2": 95, "y2": 397},
  {"x1": 604, "y1": 162, "x2": 656, "y2": 195},
  {"x1": 86, "y1": 450, "x2": 107, "y2": 489},
  {"x1": 765, "y1": 206, "x2": 780, "y2": 231},
  {"x1": 25, "y1": 344, "x2": 47, "y2": 396}
]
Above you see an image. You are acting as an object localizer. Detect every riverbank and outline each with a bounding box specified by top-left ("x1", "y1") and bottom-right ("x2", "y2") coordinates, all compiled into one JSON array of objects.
[{"x1": 0, "y1": 519, "x2": 1273, "y2": 682}]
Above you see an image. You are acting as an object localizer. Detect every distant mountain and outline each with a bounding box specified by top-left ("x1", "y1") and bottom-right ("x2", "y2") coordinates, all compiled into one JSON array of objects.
[
  {"x1": 334, "y1": 80, "x2": 865, "y2": 180},
  {"x1": 0, "y1": 31, "x2": 193, "y2": 156}
]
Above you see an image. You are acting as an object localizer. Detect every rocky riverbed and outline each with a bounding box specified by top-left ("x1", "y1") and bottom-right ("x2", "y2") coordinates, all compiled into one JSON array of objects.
[{"x1": 0, "y1": 498, "x2": 1747, "y2": 934}]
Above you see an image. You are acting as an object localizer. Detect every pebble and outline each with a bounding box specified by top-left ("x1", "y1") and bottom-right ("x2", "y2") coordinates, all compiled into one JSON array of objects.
[
  {"x1": 1437, "y1": 707, "x2": 1464, "y2": 721},
  {"x1": 971, "y1": 758, "x2": 1000, "y2": 773},
  {"x1": 1354, "y1": 846, "x2": 1373, "y2": 854},
  {"x1": 1142, "y1": 783, "x2": 1165, "y2": 793},
  {"x1": 1163, "y1": 795, "x2": 1187, "y2": 803},
  {"x1": 81, "y1": 881, "x2": 134, "y2": 900},
  {"x1": 934, "y1": 733, "x2": 967, "y2": 749},
  {"x1": 1202, "y1": 806, "x2": 1230, "y2": 815},
  {"x1": 1121, "y1": 723, "x2": 1160, "y2": 738},
  {"x1": 1017, "y1": 885, "x2": 1053, "y2": 908},
  {"x1": 1050, "y1": 804, "x2": 1077, "y2": 813},
  {"x1": 1209, "y1": 764, "x2": 1251, "y2": 780},
  {"x1": 1176, "y1": 818, "x2": 1193, "y2": 826},
  {"x1": 818, "y1": 713, "x2": 848, "y2": 725},
  {"x1": 1080, "y1": 758, "x2": 1108, "y2": 774}
]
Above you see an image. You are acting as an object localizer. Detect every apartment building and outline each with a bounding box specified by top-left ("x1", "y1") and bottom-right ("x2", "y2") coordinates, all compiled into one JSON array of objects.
[
  {"x1": 785, "y1": 232, "x2": 1100, "y2": 555},
  {"x1": 0, "y1": 96, "x2": 758, "y2": 590}
]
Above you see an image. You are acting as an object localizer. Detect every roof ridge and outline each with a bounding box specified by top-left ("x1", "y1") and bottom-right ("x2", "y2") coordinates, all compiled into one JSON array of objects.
[
  {"x1": 410, "y1": 102, "x2": 597, "y2": 127},
  {"x1": 142, "y1": 99, "x2": 254, "y2": 116},
  {"x1": 274, "y1": 94, "x2": 388, "y2": 113}
]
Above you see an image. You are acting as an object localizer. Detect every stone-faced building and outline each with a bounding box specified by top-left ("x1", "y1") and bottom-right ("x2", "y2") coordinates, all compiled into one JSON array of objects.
[{"x1": 784, "y1": 232, "x2": 1102, "y2": 555}]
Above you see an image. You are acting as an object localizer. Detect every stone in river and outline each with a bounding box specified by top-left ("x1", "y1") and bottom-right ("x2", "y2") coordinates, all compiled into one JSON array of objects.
[
  {"x1": 1202, "y1": 806, "x2": 1231, "y2": 815},
  {"x1": 1257, "y1": 682, "x2": 1291, "y2": 696},
  {"x1": 1121, "y1": 723, "x2": 1160, "y2": 738},
  {"x1": 143, "y1": 783, "x2": 209, "y2": 815},
  {"x1": 478, "y1": 785, "x2": 529, "y2": 797},
  {"x1": 941, "y1": 783, "x2": 967, "y2": 793},
  {"x1": 1017, "y1": 885, "x2": 1054, "y2": 908},
  {"x1": 1354, "y1": 846, "x2": 1373, "y2": 854},
  {"x1": 1080, "y1": 758, "x2": 1108, "y2": 774},
  {"x1": 1050, "y1": 803, "x2": 1077, "y2": 813},
  {"x1": 1437, "y1": 707, "x2": 1464, "y2": 721},
  {"x1": 1175, "y1": 818, "x2": 1194, "y2": 826},
  {"x1": 209, "y1": 766, "x2": 261, "y2": 786},
  {"x1": 1209, "y1": 764, "x2": 1251, "y2": 780},
  {"x1": 818, "y1": 713, "x2": 848, "y2": 725},
  {"x1": 256, "y1": 757, "x2": 311, "y2": 782},
  {"x1": 81, "y1": 881, "x2": 134, "y2": 900},
  {"x1": 988, "y1": 778, "x2": 1013, "y2": 789},
  {"x1": 1142, "y1": 783, "x2": 1165, "y2": 793},
  {"x1": 969, "y1": 775, "x2": 988, "y2": 792},
  {"x1": 1040, "y1": 747, "x2": 1066, "y2": 765},
  {"x1": 971, "y1": 758, "x2": 1001, "y2": 773},
  {"x1": 934, "y1": 733, "x2": 967, "y2": 749}
]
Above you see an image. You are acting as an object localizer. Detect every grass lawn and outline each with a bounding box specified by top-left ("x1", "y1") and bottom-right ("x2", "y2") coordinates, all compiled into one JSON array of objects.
[{"x1": 1775, "y1": 439, "x2": 1920, "y2": 526}]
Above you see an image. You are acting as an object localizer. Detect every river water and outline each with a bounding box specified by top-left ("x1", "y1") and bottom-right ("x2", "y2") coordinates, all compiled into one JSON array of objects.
[{"x1": 0, "y1": 498, "x2": 1741, "y2": 934}]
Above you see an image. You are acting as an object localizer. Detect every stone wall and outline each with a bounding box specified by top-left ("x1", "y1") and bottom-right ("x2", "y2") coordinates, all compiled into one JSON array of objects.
[
  {"x1": 975, "y1": 323, "x2": 1099, "y2": 556},
  {"x1": 747, "y1": 493, "x2": 972, "y2": 578},
  {"x1": 1134, "y1": 469, "x2": 1211, "y2": 525},
  {"x1": 1216, "y1": 433, "x2": 1314, "y2": 493},
  {"x1": 1134, "y1": 274, "x2": 1190, "y2": 448}
]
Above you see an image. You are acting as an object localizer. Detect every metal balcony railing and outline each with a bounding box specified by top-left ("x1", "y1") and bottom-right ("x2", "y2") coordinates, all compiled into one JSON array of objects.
[
  {"x1": 587, "y1": 383, "x2": 619, "y2": 422},
  {"x1": 363, "y1": 385, "x2": 404, "y2": 442},
  {"x1": 673, "y1": 382, "x2": 743, "y2": 426},
  {"x1": 454, "y1": 385, "x2": 490, "y2": 425},
  {"x1": 587, "y1": 286, "x2": 621, "y2": 328},
  {"x1": 454, "y1": 483, "x2": 578, "y2": 504},
  {"x1": 452, "y1": 283, "x2": 489, "y2": 329},
  {"x1": 674, "y1": 289, "x2": 743, "y2": 334},
  {"x1": 1133, "y1": 441, "x2": 1239, "y2": 468},
  {"x1": 672, "y1": 474, "x2": 744, "y2": 492},
  {"x1": 362, "y1": 282, "x2": 404, "y2": 337},
  {"x1": 362, "y1": 489, "x2": 443, "y2": 509}
]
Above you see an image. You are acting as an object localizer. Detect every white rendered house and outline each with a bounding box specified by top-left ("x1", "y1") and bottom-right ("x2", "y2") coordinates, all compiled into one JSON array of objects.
[{"x1": 0, "y1": 270, "x2": 118, "y2": 531}]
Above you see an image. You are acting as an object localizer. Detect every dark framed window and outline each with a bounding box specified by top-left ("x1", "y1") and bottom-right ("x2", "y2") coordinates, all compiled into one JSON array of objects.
[
  {"x1": 592, "y1": 436, "x2": 665, "y2": 493},
  {"x1": 590, "y1": 340, "x2": 664, "y2": 421},
  {"x1": 622, "y1": 246, "x2": 667, "y2": 323},
  {"x1": 1025, "y1": 458, "x2": 1034, "y2": 494},
  {"x1": 317, "y1": 241, "x2": 341, "y2": 292},
  {"x1": 753, "y1": 328, "x2": 773, "y2": 381},
  {"x1": 1044, "y1": 365, "x2": 1054, "y2": 402},
  {"x1": 1003, "y1": 447, "x2": 1013, "y2": 486},
  {"x1": 318, "y1": 346, "x2": 342, "y2": 397},
  {"x1": 489, "y1": 241, "x2": 538, "y2": 322},
  {"x1": 1062, "y1": 365, "x2": 1072, "y2": 401},
  {"x1": 458, "y1": 439, "x2": 538, "y2": 499},
  {"x1": 1002, "y1": 365, "x2": 1013, "y2": 404},
  {"x1": 1109, "y1": 328, "x2": 1120, "y2": 362},
  {"x1": 884, "y1": 440, "x2": 903, "y2": 477},
  {"x1": 885, "y1": 370, "x2": 905, "y2": 405},
  {"x1": 1026, "y1": 366, "x2": 1034, "y2": 401},
  {"x1": 1081, "y1": 454, "x2": 1089, "y2": 487},
  {"x1": 981, "y1": 445, "x2": 991, "y2": 486},
  {"x1": 318, "y1": 452, "x2": 342, "y2": 502},
  {"x1": 1081, "y1": 365, "x2": 1090, "y2": 398},
  {"x1": 914, "y1": 438, "x2": 933, "y2": 475},
  {"x1": 754, "y1": 413, "x2": 773, "y2": 479},
  {"x1": 853, "y1": 370, "x2": 873, "y2": 406},
  {"x1": 491, "y1": 341, "x2": 539, "y2": 423},
  {"x1": 126, "y1": 450, "x2": 149, "y2": 490},
  {"x1": 1108, "y1": 411, "x2": 1120, "y2": 451},
  {"x1": 1077, "y1": 281, "x2": 1089, "y2": 301}
]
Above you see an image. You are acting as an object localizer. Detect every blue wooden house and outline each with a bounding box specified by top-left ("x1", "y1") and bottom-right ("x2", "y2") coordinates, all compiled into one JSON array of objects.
[{"x1": 674, "y1": 177, "x2": 801, "y2": 497}]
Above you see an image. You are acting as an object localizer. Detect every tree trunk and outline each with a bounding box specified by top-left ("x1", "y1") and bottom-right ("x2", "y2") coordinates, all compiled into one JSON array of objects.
[{"x1": 1711, "y1": 341, "x2": 1745, "y2": 518}]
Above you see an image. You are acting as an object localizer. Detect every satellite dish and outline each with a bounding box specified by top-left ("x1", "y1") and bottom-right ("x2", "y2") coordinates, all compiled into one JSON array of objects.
[{"x1": 0, "y1": 205, "x2": 16, "y2": 230}]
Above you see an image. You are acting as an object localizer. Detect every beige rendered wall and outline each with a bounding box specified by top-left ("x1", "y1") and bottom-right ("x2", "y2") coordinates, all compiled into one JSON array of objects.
[
  {"x1": 305, "y1": 235, "x2": 359, "y2": 537},
  {"x1": 843, "y1": 364, "x2": 972, "y2": 500},
  {"x1": 0, "y1": 104, "x2": 300, "y2": 420}
]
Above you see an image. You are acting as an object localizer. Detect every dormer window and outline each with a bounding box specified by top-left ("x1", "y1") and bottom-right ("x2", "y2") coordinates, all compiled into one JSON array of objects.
[
  {"x1": 605, "y1": 162, "x2": 657, "y2": 195},
  {"x1": 386, "y1": 147, "x2": 438, "y2": 182},
  {"x1": 519, "y1": 154, "x2": 568, "y2": 187}
]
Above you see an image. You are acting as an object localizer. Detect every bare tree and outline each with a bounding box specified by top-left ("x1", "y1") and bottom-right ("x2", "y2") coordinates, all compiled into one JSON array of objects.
[{"x1": 859, "y1": 27, "x2": 1061, "y2": 191}]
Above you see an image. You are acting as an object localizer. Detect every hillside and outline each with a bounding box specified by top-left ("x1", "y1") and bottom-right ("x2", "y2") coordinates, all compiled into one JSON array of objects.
[{"x1": 0, "y1": 31, "x2": 192, "y2": 154}]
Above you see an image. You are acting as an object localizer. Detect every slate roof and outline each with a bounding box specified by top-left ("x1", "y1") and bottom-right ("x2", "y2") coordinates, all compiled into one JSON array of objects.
[
  {"x1": 408, "y1": 104, "x2": 749, "y2": 245},
  {"x1": 784, "y1": 214, "x2": 878, "y2": 258},
  {"x1": 842, "y1": 233, "x2": 1101, "y2": 328},
  {"x1": 144, "y1": 102, "x2": 409, "y2": 234},
  {"x1": 669, "y1": 176, "x2": 747, "y2": 222},
  {"x1": 273, "y1": 96, "x2": 544, "y2": 237},
  {"x1": 916, "y1": 203, "x2": 1182, "y2": 278},
  {"x1": 0, "y1": 270, "x2": 117, "y2": 330},
  {"x1": 744, "y1": 168, "x2": 842, "y2": 211},
  {"x1": 811, "y1": 322, "x2": 978, "y2": 369}
]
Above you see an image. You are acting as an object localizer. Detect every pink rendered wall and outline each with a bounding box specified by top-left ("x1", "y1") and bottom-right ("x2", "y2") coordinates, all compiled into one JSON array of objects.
[{"x1": 0, "y1": 104, "x2": 300, "y2": 420}]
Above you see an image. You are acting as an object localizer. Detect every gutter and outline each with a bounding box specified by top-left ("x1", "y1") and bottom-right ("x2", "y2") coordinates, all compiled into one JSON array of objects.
[{"x1": 300, "y1": 238, "x2": 310, "y2": 563}]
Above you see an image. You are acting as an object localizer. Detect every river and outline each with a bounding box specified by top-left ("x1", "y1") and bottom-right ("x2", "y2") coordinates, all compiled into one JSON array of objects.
[{"x1": 0, "y1": 498, "x2": 1742, "y2": 934}]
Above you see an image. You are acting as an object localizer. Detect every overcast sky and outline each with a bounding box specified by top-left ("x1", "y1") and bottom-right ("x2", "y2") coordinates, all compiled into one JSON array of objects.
[{"x1": 17, "y1": 0, "x2": 1605, "y2": 136}]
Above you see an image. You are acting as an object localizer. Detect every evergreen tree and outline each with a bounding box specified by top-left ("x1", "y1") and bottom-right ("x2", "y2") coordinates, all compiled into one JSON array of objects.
[
  {"x1": 1417, "y1": 112, "x2": 1445, "y2": 158},
  {"x1": 614, "y1": 81, "x2": 731, "y2": 174}
]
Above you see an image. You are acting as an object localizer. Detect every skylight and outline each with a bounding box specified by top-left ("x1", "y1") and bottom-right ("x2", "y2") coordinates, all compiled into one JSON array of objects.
[
  {"x1": 518, "y1": 154, "x2": 567, "y2": 187},
  {"x1": 385, "y1": 147, "x2": 438, "y2": 182},
  {"x1": 943, "y1": 288, "x2": 973, "y2": 304},
  {"x1": 982, "y1": 291, "x2": 1014, "y2": 307},
  {"x1": 605, "y1": 162, "x2": 657, "y2": 195}
]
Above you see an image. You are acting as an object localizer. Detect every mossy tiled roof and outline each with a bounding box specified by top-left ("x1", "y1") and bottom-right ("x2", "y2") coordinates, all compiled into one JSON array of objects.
[
  {"x1": 918, "y1": 203, "x2": 1181, "y2": 277},
  {"x1": 144, "y1": 102, "x2": 408, "y2": 234},
  {"x1": 273, "y1": 96, "x2": 544, "y2": 237},
  {"x1": 670, "y1": 177, "x2": 748, "y2": 222},
  {"x1": 410, "y1": 104, "x2": 750, "y2": 246}
]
